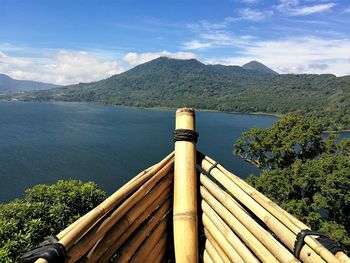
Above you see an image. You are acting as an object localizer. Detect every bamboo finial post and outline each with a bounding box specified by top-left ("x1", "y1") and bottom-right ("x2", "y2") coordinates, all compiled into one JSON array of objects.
[{"x1": 173, "y1": 108, "x2": 199, "y2": 262}]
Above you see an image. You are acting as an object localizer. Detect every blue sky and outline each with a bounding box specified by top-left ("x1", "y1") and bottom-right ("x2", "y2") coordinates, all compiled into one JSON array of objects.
[{"x1": 0, "y1": 0, "x2": 349, "y2": 84}]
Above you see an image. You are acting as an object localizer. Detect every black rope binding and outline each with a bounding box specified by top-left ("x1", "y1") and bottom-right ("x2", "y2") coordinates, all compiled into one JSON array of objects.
[
  {"x1": 173, "y1": 129, "x2": 199, "y2": 143},
  {"x1": 316, "y1": 236, "x2": 343, "y2": 255},
  {"x1": 20, "y1": 236, "x2": 66, "y2": 263},
  {"x1": 293, "y1": 229, "x2": 343, "y2": 259},
  {"x1": 207, "y1": 162, "x2": 219, "y2": 175}
]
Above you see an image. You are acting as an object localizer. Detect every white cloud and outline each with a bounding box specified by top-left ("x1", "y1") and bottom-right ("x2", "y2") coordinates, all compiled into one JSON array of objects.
[
  {"x1": 277, "y1": 0, "x2": 336, "y2": 16},
  {"x1": 204, "y1": 37, "x2": 350, "y2": 76},
  {"x1": 183, "y1": 40, "x2": 212, "y2": 50},
  {"x1": 0, "y1": 48, "x2": 198, "y2": 85},
  {"x1": 0, "y1": 50, "x2": 124, "y2": 85},
  {"x1": 239, "y1": 8, "x2": 267, "y2": 21},
  {"x1": 344, "y1": 8, "x2": 350, "y2": 13},
  {"x1": 291, "y1": 3, "x2": 336, "y2": 15},
  {"x1": 122, "y1": 51, "x2": 198, "y2": 66}
]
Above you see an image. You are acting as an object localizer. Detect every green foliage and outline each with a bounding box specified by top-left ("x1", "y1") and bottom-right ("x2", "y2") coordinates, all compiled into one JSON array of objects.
[
  {"x1": 234, "y1": 114, "x2": 332, "y2": 169},
  {"x1": 0, "y1": 180, "x2": 106, "y2": 262},
  {"x1": 236, "y1": 115, "x2": 350, "y2": 253},
  {"x1": 6, "y1": 57, "x2": 350, "y2": 130}
]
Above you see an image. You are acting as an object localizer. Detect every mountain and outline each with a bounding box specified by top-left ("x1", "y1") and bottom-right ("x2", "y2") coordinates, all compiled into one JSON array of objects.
[
  {"x1": 6, "y1": 57, "x2": 350, "y2": 130},
  {"x1": 0, "y1": 74, "x2": 59, "y2": 93},
  {"x1": 242, "y1": 61, "x2": 278, "y2": 75}
]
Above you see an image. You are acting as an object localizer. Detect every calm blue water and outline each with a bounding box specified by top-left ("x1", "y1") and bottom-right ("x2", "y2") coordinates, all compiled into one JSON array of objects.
[{"x1": 0, "y1": 101, "x2": 322, "y2": 203}]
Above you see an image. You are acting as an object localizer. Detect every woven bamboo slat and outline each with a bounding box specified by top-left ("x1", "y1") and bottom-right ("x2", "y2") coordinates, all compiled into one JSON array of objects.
[
  {"x1": 86, "y1": 173, "x2": 173, "y2": 262},
  {"x1": 66, "y1": 158, "x2": 174, "y2": 262},
  {"x1": 173, "y1": 108, "x2": 198, "y2": 262},
  {"x1": 202, "y1": 213, "x2": 244, "y2": 263},
  {"x1": 199, "y1": 154, "x2": 337, "y2": 263},
  {"x1": 205, "y1": 238, "x2": 224, "y2": 263},
  {"x1": 204, "y1": 229, "x2": 231, "y2": 263},
  {"x1": 200, "y1": 173, "x2": 297, "y2": 263},
  {"x1": 202, "y1": 199, "x2": 259, "y2": 263},
  {"x1": 96, "y1": 195, "x2": 172, "y2": 262}
]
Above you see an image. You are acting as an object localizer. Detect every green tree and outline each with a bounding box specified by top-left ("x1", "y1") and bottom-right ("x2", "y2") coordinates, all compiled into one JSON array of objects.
[
  {"x1": 234, "y1": 114, "x2": 336, "y2": 169},
  {"x1": 235, "y1": 115, "x2": 350, "y2": 253},
  {"x1": 0, "y1": 180, "x2": 106, "y2": 262}
]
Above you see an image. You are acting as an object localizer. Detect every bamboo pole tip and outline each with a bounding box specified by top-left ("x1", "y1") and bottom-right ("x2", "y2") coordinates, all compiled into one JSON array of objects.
[{"x1": 176, "y1": 108, "x2": 195, "y2": 116}]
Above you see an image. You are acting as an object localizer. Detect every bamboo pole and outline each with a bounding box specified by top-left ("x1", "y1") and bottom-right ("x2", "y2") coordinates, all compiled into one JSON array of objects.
[
  {"x1": 144, "y1": 231, "x2": 168, "y2": 263},
  {"x1": 34, "y1": 160, "x2": 171, "y2": 263},
  {"x1": 236, "y1": 175, "x2": 350, "y2": 263},
  {"x1": 130, "y1": 224, "x2": 168, "y2": 262},
  {"x1": 337, "y1": 253, "x2": 350, "y2": 263},
  {"x1": 199, "y1": 154, "x2": 328, "y2": 263},
  {"x1": 66, "y1": 158, "x2": 174, "y2": 262},
  {"x1": 202, "y1": 154, "x2": 345, "y2": 263},
  {"x1": 86, "y1": 174, "x2": 173, "y2": 262},
  {"x1": 202, "y1": 213, "x2": 244, "y2": 263},
  {"x1": 154, "y1": 250, "x2": 167, "y2": 263},
  {"x1": 201, "y1": 185, "x2": 282, "y2": 263},
  {"x1": 202, "y1": 200, "x2": 260, "y2": 263},
  {"x1": 204, "y1": 229, "x2": 231, "y2": 263},
  {"x1": 200, "y1": 174, "x2": 297, "y2": 263},
  {"x1": 56, "y1": 166, "x2": 157, "y2": 241},
  {"x1": 98, "y1": 196, "x2": 172, "y2": 262},
  {"x1": 203, "y1": 250, "x2": 214, "y2": 263},
  {"x1": 117, "y1": 214, "x2": 170, "y2": 262},
  {"x1": 173, "y1": 108, "x2": 198, "y2": 263},
  {"x1": 205, "y1": 238, "x2": 224, "y2": 263},
  {"x1": 58, "y1": 152, "x2": 173, "y2": 250}
]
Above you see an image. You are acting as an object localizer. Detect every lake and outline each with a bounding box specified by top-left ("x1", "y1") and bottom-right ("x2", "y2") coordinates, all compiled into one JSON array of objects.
[{"x1": 1, "y1": 101, "x2": 346, "y2": 204}]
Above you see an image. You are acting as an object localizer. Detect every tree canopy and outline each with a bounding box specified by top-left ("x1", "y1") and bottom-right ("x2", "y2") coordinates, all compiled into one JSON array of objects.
[
  {"x1": 234, "y1": 115, "x2": 350, "y2": 253},
  {"x1": 0, "y1": 180, "x2": 106, "y2": 262}
]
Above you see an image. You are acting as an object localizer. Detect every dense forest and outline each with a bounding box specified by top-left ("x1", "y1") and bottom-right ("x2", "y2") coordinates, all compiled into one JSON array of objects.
[
  {"x1": 4, "y1": 57, "x2": 350, "y2": 130},
  {"x1": 235, "y1": 115, "x2": 350, "y2": 253}
]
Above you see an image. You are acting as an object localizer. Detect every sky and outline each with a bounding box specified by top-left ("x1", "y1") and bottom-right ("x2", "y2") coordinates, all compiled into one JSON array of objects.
[{"x1": 0, "y1": 0, "x2": 350, "y2": 85}]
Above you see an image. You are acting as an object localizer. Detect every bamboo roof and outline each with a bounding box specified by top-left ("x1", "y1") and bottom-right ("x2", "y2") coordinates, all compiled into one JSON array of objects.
[{"x1": 24, "y1": 108, "x2": 349, "y2": 263}]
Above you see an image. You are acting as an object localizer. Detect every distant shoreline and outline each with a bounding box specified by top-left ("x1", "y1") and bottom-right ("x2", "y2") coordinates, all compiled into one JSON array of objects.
[{"x1": 2, "y1": 99, "x2": 350, "y2": 133}]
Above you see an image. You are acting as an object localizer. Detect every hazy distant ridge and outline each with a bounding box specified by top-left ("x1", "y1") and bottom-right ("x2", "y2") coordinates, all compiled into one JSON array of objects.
[{"x1": 0, "y1": 74, "x2": 59, "y2": 93}]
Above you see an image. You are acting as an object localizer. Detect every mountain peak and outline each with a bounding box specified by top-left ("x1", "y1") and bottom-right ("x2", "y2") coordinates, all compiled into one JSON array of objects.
[{"x1": 242, "y1": 61, "x2": 278, "y2": 75}]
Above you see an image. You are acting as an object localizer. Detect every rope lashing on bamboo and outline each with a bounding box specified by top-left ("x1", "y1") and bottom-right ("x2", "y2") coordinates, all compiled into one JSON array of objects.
[
  {"x1": 173, "y1": 129, "x2": 199, "y2": 143},
  {"x1": 294, "y1": 230, "x2": 343, "y2": 258},
  {"x1": 21, "y1": 237, "x2": 66, "y2": 263}
]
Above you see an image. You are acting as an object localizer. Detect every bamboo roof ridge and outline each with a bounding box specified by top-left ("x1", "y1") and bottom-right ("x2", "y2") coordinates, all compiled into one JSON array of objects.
[{"x1": 22, "y1": 108, "x2": 349, "y2": 263}]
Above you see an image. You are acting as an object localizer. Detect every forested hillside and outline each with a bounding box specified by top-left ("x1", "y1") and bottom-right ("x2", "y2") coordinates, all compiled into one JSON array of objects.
[{"x1": 6, "y1": 57, "x2": 350, "y2": 130}]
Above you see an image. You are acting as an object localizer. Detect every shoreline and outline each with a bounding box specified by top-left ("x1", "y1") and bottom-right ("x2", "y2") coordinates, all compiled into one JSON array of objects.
[{"x1": 2, "y1": 99, "x2": 350, "y2": 132}]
